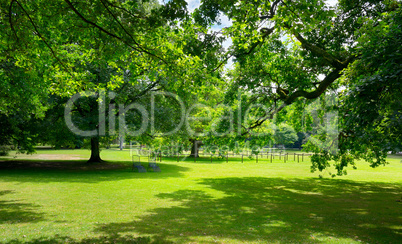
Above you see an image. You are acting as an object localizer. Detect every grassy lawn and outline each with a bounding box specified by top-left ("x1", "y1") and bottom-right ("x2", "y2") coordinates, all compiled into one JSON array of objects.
[{"x1": 0, "y1": 149, "x2": 401, "y2": 243}]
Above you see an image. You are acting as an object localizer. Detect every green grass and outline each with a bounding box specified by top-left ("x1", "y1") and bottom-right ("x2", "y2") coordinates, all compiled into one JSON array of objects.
[{"x1": 0, "y1": 149, "x2": 401, "y2": 243}]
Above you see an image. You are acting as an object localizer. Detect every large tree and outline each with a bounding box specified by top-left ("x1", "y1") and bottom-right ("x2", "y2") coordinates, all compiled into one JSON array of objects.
[
  {"x1": 1, "y1": 0, "x2": 223, "y2": 162},
  {"x1": 2, "y1": 0, "x2": 401, "y2": 172},
  {"x1": 194, "y1": 0, "x2": 401, "y2": 175}
]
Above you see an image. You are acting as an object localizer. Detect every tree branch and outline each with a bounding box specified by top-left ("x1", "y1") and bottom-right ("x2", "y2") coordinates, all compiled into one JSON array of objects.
[
  {"x1": 113, "y1": 81, "x2": 159, "y2": 117},
  {"x1": 63, "y1": 0, "x2": 169, "y2": 66},
  {"x1": 212, "y1": 0, "x2": 280, "y2": 73},
  {"x1": 211, "y1": 52, "x2": 233, "y2": 72},
  {"x1": 241, "y1": 67, "x2": 347, "y2": 136},
  {"x1": 9, "y1": 0, "x2": 19, "y2": 42},
  {"x1": 14, "y1": 0, "x2": 73, "y2": 77},
  {"x1": 99, "y1": 0, "x2": 153, "y2": 50},
  {"x1": 281, "y1": 0, "x2": 301, "y2": 20},
  {"x1": 102, "y1": 0, "x2": 147, "y2": 20},
  {"x1": 290, "y1": 30, "x2": 348, "y2": 69},
  {"x1": 259, "y1": 0, "x2": 282, "y2": 20},
  {"x1": 284, "y1": 68, "x2": 342, "y2": 104},
  {"x1": 241, "y1": 102, "x2": 286, "y2": 136},
  {"x1": 64, "y1": 0, "x2": 124, "y2": 43}
]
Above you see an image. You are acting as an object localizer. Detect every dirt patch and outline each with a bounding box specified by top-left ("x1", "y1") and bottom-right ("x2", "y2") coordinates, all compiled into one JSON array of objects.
[
  {"x1": 11, "y1": 154, "x2": 85, "y2": 160},
  {"x1": 36, "y1": 154, "x2": 85, "y2": 160}
]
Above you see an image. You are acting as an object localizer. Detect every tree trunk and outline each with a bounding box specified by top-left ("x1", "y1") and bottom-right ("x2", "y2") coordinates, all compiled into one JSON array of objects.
[
  {"x1": 189, "y1": 139, "x2": 203, "y2": 158},
  {"x1": 119, "y1": 136, "x2": 124, "y2": 151},
  {"x1": 88, "y1": 137, "x2": 102, "y2": 163}
]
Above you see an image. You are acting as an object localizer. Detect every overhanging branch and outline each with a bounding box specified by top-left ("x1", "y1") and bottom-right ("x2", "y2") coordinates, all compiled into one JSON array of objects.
[
  {"x1": 259, "y1": 0, "x2": 282, "y2": 20},
  {"x1": 284, "y1": 68, "x2": 342, "y2": 104},
  {"x1": 291, "y1": 31, "x2": 347, "y2": 69},
  {"x1": 63, "y1": 0, "x2": 170, "y2": 66},
  {"x1": 9, "y1": 0, "x2": 19, "y2": 42},
  {"x1": 241, "y1": 68, "x2": 344, "y2": 136},
  {"x1": 13, "y1": 0, "x2": 73, "y2": 77}
]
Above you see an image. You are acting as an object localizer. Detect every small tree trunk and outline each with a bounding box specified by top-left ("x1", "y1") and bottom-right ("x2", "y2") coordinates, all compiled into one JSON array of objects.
[
  {"x1": 119, "y1": 136, "x2": 124, "y2": 151},
  {"x1": 189, "y1": 139, "x2": 203, "y2": 158},
  {"x1": 88, "y1": 137, "x2": 102, "y2": 163}
]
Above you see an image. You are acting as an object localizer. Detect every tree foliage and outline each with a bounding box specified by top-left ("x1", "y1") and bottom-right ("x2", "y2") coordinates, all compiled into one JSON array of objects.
[
  {"x1": 338, "y1": 5, "x2": 402, "y2": 168},
  {"x1": 195, "y1": 0, "x2": 402, "y2": 175},
  {"x1": 274, "y1": 123, "x2": 298, "y2": 147},
  {"x1": 0, "y1": 0, "x2": 223, "y2": 161},
  {"x1": 1, "y1": 0, "x2": 401, "y2": 174}
]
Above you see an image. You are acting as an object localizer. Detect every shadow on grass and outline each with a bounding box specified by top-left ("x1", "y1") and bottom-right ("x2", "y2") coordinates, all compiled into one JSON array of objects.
[
  {"x1": 93, "y1": 177, "x2": 402, "y2": 243},
  {"x1": 0, "y1": 160, "x2": 189, "y2": 183},
  {"x1": 0, "y1": 190, "x2": 46, "y2": 224},
  {"x1": 4, "y1": 234, "x2": 173, "y2": 244}
]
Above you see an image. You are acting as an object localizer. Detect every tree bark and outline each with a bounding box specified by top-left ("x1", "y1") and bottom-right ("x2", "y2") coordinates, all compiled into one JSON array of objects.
[
  {"x1": 119, "y1": 135, "x2": 124, "y2": 151},
  {"x1": 189, "y1": 139, "x2": 203, "y2": 158},
  {"x1": 88, "y1": 137, "x2": 102, "y2": 163}
]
